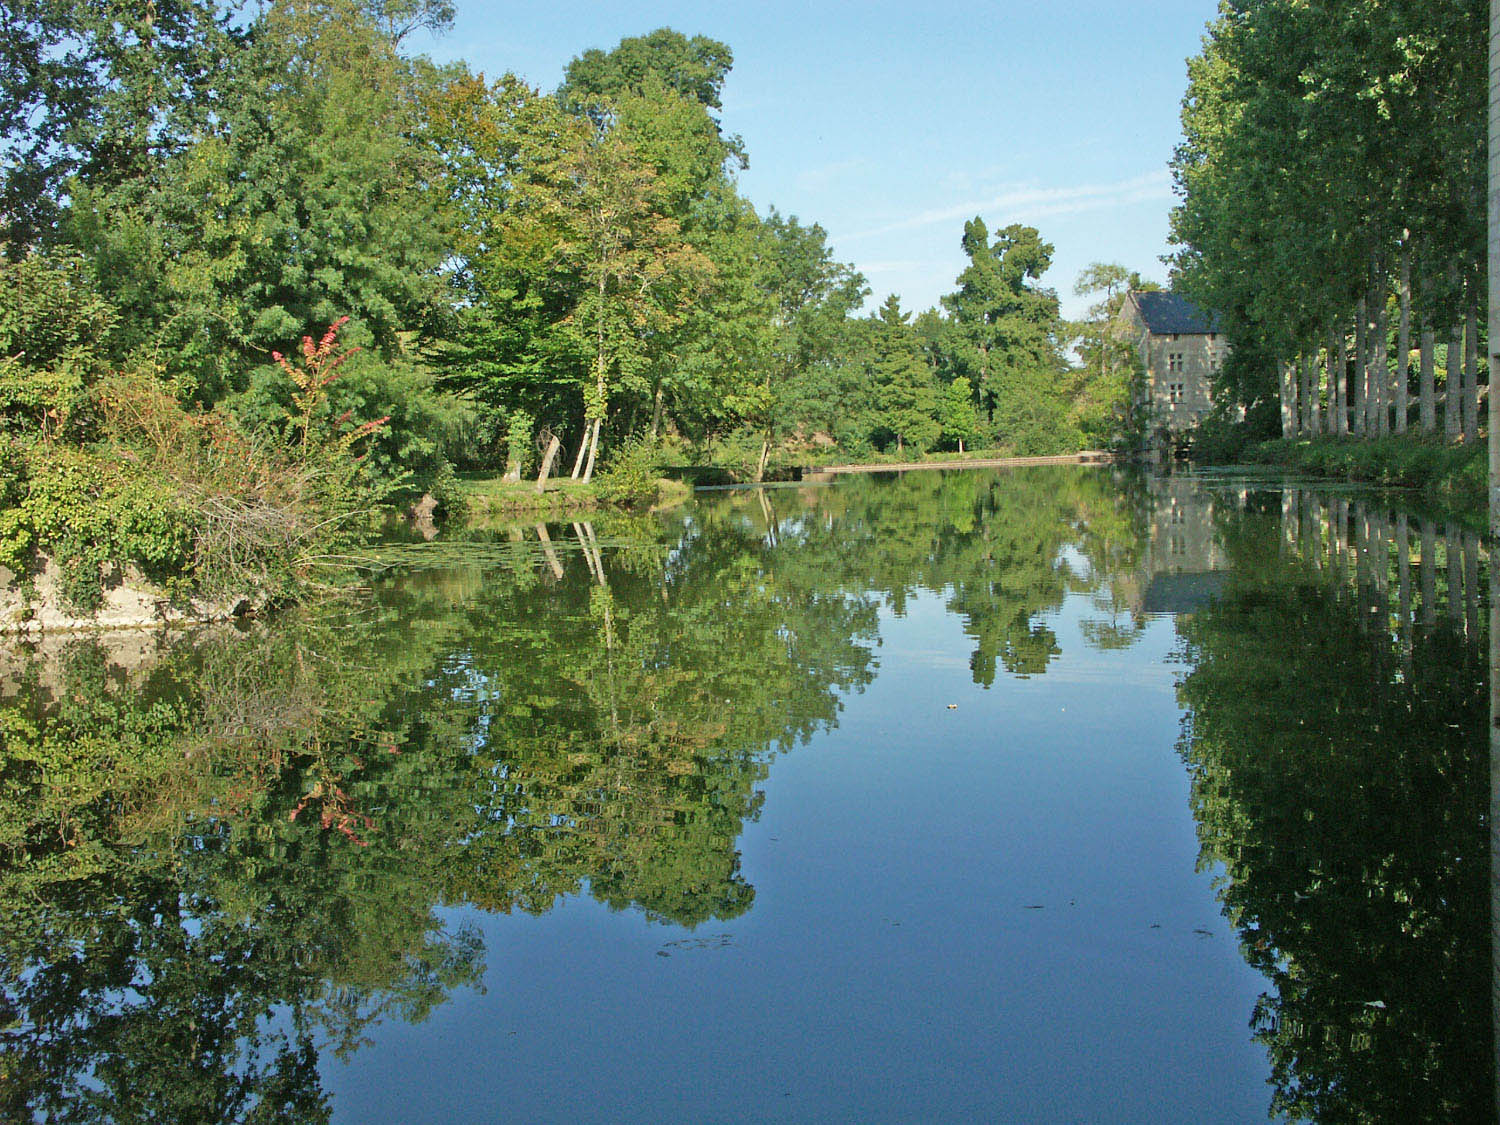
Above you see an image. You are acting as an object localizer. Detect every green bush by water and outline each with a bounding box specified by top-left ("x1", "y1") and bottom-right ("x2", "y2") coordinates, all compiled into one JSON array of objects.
[{"x1": 1246, "y1": 434, "x2": 1485, "y2": 506}]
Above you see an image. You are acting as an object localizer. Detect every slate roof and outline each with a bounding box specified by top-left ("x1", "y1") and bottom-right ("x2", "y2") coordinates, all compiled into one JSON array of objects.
[{"x1": 1132, "y1": 290, "x2": 1222, "y2": 335}]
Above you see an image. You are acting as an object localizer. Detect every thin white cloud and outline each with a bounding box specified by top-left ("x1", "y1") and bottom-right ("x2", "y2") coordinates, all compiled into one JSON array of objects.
[
  {"x1": 845, "y1": 170, "x2": 1173, "y2": 241},
  {"x1": 859, "y1": 260, "x2": 925, "y2": 274}
]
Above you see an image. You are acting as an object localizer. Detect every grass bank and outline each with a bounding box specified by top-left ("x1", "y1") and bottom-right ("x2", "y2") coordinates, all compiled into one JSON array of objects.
[{"x1": 1243, "y1": 434, "x2": 1485, "y2": 511}]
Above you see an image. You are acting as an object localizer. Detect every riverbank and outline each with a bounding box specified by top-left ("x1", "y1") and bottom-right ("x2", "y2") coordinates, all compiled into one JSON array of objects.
[
  {"x1": 806, "y1": 451, "x2": 1113, "y2": 477},
  {"x1": 458, "y1": 475, "x2": 691, "y2": 520},
  {"x1": 1239, "y1": 434, "x2": 1485, "y2": 512}
]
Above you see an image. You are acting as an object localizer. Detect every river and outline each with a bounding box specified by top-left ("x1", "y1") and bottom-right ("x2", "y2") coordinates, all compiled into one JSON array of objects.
[{"x1": 0, "y1": 466, "x2": 1491, "y2": 1122}]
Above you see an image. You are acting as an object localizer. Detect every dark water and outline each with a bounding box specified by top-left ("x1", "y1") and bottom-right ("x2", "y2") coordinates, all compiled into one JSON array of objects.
[{"x1": 0, "y1": 468, "x2": 1492, "y2": 1123}]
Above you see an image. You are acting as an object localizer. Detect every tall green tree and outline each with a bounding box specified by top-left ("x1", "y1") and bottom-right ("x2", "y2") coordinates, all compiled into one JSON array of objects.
[
  {"x1": 0, "y1": 0, "x2": 240, "y2": 251},
  {"x1": 941, "y1": 219, "x2": 1074, "y2": 453},
  {"x1": 867, "y1": 295, "x2": 939, "y2": 454},
  {"x1": 65, "y1": 0, "x2": 450, "y2": 401},
  {"x1": 1072, "y1": 262, "x2": 1157, "y2": 447}
]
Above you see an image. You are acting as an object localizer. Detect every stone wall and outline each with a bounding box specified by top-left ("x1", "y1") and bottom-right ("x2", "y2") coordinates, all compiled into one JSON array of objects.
[
  {"x1": 1116, "y1": 299, "x2": 1228, "y2": 433},
  {"x1": 1145, "y1": 332, "x2": 1227, "y2": 431},
  {"x1": 0, "y1": 557, "x2": 249, "y2": 634}
]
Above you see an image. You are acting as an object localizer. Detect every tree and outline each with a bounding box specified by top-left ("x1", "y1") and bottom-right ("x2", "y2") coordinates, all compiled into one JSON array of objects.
[
  {"x1": 725, "y1": 211, "x2": 866, "y2": 479},
  {"x1": 1169, "y1": 0, "x2": 1488, "y2": 436},
  {"x1": 868, "y1": 295, "x2": 939, "y2": 454},
  {"x1": 547, "y1": 115, "x2": 712, "y2": 480},
  {"x1": 0, "y1": 0, "x2": 238, "y2": 251},
  {"x1": 941, "y1": 219, "x2": 1074, "y2": 453},
  {"x1": 940, "y1": 375, "x2": 979, "y2": 453},
  {"x1": 65, "y1": 0, "x2": 450, "y2": 402},
  {"x1": 1072, "y1": 263, "x2": 1158, "y2": 447}
]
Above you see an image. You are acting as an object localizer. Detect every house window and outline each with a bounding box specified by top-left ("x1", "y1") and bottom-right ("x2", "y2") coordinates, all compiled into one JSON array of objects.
[
  {"x1": 1167, "y1": 381, "x2": 1185, "y2": 404},
  {"x1": 1167, "y1": 352, "x2": 1185, "y2": 374}
]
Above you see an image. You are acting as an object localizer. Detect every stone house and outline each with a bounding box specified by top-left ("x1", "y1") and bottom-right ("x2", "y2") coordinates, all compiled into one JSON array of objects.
[{"x1": 1114, "y1": 291, "x2": 1229, "y2": 433}]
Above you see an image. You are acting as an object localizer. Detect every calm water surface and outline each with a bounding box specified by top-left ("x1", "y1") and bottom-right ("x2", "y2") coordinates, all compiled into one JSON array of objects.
[{"x1": 0, "y1": 467, "x2": 1491, "y2": 1122}]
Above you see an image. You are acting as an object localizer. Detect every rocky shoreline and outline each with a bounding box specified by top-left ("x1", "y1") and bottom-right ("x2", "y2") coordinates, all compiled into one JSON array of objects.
[{"x1": 0, "y1": 558, "x2": 253, "y2": 635}]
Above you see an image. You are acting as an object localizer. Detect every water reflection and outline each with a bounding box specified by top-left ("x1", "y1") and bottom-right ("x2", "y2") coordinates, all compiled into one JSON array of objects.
[
  {"x1": 1172, "y1": 483, "x2": 1494, "y2": 1121},
  {"x1": 0, "y1": 467, "x2": 1492, "y2": 1120}
]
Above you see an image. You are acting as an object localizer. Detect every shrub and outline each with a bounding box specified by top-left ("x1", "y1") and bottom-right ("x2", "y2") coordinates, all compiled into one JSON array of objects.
[
  {"x1": 230, "y1": 339, "x2": 466, "y2": 509},
  {"x1": 0, "y1": 250, "x2": 116, "y2": 442},
  {"x1": 1188, "y1": 415, "x2": 1253, "y2": 464},
  {"x1": 0, "y1": 316, "x2": 406, "y2": 615},
  {"x1": 1245, "y1": 432, "x2": 1485, "y2": 506},
  {"x1": 593, "y1": 437, "x2": 662, "y2": 506}
]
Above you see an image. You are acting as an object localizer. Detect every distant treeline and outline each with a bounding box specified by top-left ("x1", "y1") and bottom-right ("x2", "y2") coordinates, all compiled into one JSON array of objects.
[{"x1": 1, "y1": 2, "x2": 1135, "y2": 547}]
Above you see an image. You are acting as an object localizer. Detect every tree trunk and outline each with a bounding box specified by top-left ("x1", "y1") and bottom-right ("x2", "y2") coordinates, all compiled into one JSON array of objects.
[
  {"x1": 581, "y1": 417, "x2": 602, "y2": 483},
  {"x1": 1371, "y1": 290, "x2": 1389, "y2": 436},
  {"x1": 535, "y1": 433, "x2": 562, "y2": 493},
  {"x1": 1304, "y1": 353, "x2": 1322, "y2": 434},
  {"x1": 1396, "y1": 247, "x2": 1411, "y2": 433},
  {"x1": 1446, "y1": 325, "x2": 1463, "y2": 440},
  {"x1": 1329, "y1": 328, "x2": 1346, "y2": 435},
  {"x1": 1297, "y1": 353, "x2": 1309, "y2": 434},
  {"x1": 650, "y1": 383, "x2": 665, "y2": 438},
  {"x1": 1354, "y1": 300, "x2": 1368, "y2": 435},
  {"x1": 570, "y1": 424, "x2": 590, "y2": 478},
  {"x1": 1419, "y1": 326, "x2": 1436, "y2": 433},
  {"x1": 958, "y1": 438, "x2": 965, "y2": 454},
  {"x1": 1463, "y1": 302, "x2": 1479, "y2": 444},
  {"x1": 754, "y1": 435, "x2": 771, "y2": 483},
  {"x1": 1280, "y1": 359, "x2": 1297, "y2": 438}
]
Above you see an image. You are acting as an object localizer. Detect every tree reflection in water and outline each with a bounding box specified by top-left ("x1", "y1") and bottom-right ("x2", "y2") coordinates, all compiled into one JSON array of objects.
[
  {"x1": 0, "y1": 468, "x2": 1491, "y2": 1121},
  {"x1": 1174, "y1": 487, "x2": 1493, "y2": 1122}
]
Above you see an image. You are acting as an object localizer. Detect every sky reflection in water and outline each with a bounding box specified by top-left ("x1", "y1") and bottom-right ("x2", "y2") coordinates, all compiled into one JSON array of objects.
[{"x1": 0, "y1": 468, "x2": 1490, "y2": 1123}]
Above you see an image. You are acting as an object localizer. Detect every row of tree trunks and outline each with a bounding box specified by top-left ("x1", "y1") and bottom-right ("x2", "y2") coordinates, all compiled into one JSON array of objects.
[{"x1": 1278, "y1": 310, "x2": 1484, "y2": 442}]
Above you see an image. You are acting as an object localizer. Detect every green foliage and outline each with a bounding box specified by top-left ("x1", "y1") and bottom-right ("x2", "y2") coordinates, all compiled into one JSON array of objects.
[
  {"x1": 867, "y1": 296, "x2": 940, "y2": 454},
  {"x1": 0, "y1": 308, "x2": 409, "y2": 616},
  {"x1": 0, "y1": 0, "x2": 235, "y2": 250},
  {"x1": 559, "y1": 27, "x2": 738, "y2": 121},
  {"x1": 1177, "y1": 498, "x2": 1491, "y2": 1121},
  {"x1": 940, "y1": 219, "x2": 1072, "y2": 451},
  {"x1": 1246, "y1": 433, "x2": 1486, "y2": 506},
  {"x1": 0, "y1": 250, "x2": 117, "y2": 439},
  {"x1": 506, "y1": 409, "x2": 536, "y2": 477},
  {"x1": 1070, "y1": 262, "x2": 1157, "y2": 449},
  {"x1": 1169, "y1": 0, "x2": 1487, "y2": 405},
  {"x1": 1185, "y1": 412, "x2": 1256, "y2": 465},
  {"x1": 64, "y1": 1, "x2": 450, "y2": 402},
  {"x1": 0, "y1": 443, "x2": 196, "y2": 613},
  {"x1": 1, "y1": 7, "x2": 1122, "y2": 541},
  {"x1": 593, "y1": 436, "x2": 663, "y2": 506},
  {"x1": 940, "y1": 375, "x2": 980, "y2": 451},
  {"x1": 233, "y1": 337, "x2": 469, "y2": 508}
]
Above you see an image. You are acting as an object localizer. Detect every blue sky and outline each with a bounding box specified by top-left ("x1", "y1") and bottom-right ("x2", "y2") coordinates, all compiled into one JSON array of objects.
[{"x1": 412, "y1": 1, "x2": 1221, "y2": 319}]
